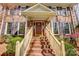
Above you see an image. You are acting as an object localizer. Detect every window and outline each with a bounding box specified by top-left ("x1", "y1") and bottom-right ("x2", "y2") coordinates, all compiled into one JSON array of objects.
[
  {"x1": 57, "y1": 7, "x2": 70, "y2": 16},
  {"x1": 57, "y1": 7, "x2": 61, "y2": 15},
  {"x1": 66, "y1": 7, "x2": 71, "y2": 16},
  {"x1": 10, "y1": 9, "x2": 15, "y2": 15},
  {"x1": 7, "y1": 22, "x2": 25, "y2": 35},
  {"x1": 7, "y1": 22, "x2": 12, "y2": 34},
  {"x1": 61, "y1": 8, "x2": 66, "y2": 16},
  {"x1": 53, "y1": 22, "x2": 59, "y2": 34},
  {"x1": 19, "y1": 22, "x2": 25, "y2": 34},
  {"x1": 12, "y1": 22, "x2": 18, "y2": 35},
  {"x1": 63, "y1": 23, "x2": 70, "y2": 34},
  {"x1": 7, "y1": 22, "x2": 18, "y2": 35}
]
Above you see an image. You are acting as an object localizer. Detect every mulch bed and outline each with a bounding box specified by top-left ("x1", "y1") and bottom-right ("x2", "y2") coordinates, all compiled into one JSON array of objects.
[{"x1": 1, "y1": 53, "x2": 15, "y2": 56}]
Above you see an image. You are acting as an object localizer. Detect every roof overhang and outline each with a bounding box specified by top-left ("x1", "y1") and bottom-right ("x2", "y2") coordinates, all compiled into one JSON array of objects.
[
  {"x1": 17, "y1": 3, "x2": 76, "y2": 8},
  {"x1": 21, "y1": 4, "x2": 56, "y2": 20}
]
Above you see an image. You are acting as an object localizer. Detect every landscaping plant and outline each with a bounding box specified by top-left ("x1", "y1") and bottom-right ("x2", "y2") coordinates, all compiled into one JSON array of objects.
[
  {"x1": 65, "y1": 43, "x2": 77, "y2": 56},
  {"x1": 5, "y1": 35, "x2": 23, "y2": 56}
]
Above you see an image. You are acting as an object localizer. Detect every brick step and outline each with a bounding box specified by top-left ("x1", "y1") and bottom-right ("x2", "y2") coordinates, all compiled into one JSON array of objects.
[
  {"x1": 42, "y1": 52, "x2": 54, "y2": 56},
  {"x1": 31, "y1": 47, "x2": 42, "y2": 51},
  {"x1": 28, "y1": 52, "x2": 43, "y2": 56},
  {"x1": 32, "y1": 40, "x2": 41, "y2": 43},
  {"x1": 28, "y1": 49, "x2": 42, "y2": 56},
  {"x1": 33, "y1": 42, "x2": 41, "y2": 44},
  {"x1": 31, "y1": 49, "x2": 42, "y2": 52},
  {"x1": 26, "y1": 36, "x2": 56, "y2": 56},
  {"x1": 31, "y1": 45, "x2": 41, "y2": 48},
  {"x1": 31, "y1": 40, "x2": 41, "y2": 43},
  {"x1": 32, "y1": 43, "x2": 42, "y2": 46},
  {"x1": 32, "y1": 40, "x2": 40, "y2": 42}
]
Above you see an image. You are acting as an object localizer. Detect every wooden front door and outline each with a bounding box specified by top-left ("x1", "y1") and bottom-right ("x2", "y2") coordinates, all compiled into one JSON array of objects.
[
  {"x1": 36, "y1": 22, "x2": 42, "y2": 36},
  {"x1": 33, "y1": 21, "x2": 44, "y2": 36}
]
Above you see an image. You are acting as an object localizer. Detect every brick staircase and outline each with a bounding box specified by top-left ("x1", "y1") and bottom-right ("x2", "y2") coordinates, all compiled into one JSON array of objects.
[{"x1": 26, "y1": 36, "x2": 55, "y2": 56}]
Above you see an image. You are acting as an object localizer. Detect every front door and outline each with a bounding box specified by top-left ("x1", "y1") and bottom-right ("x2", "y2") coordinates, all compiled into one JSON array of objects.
[
  {"x1": 36, "y1": 22, "x2": 42, "y2": 36},
  {"x1": 33, "y1": 21, "x2": 44, "y2": 36}
]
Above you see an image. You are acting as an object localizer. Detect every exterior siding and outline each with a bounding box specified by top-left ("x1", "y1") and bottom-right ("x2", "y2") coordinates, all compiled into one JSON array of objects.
[{"x1": 0, "y1": 3, "x2": 79, "y2": 35}]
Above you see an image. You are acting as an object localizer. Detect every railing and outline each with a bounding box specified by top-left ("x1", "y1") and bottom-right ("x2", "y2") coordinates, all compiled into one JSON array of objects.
[
  {"x1": 44, "y1": 27, "x2": 65, "y2": 56},
  {"x1": 15, "y1": 27, "x2": 33, "y2": 56}
]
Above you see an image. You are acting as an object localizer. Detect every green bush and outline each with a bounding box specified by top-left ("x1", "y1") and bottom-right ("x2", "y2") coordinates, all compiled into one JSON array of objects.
[
  {"x1": 64, "y1": 37, "x2": 70, "y2": 42},
  {"x1": 5, "y1": 35, "x2": 23, "y2": 55},
  {"x1": 65, "y1": 43, "x2": 76, "y2": 56},
  {"x1": 0, "y1": 35, "x2": 6, "y2": 43}
]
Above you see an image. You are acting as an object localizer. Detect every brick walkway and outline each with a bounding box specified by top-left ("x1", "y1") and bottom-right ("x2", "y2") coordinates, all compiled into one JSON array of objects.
[{"x1": 0, "y1": 43, "x2": 7, "y2": 56}]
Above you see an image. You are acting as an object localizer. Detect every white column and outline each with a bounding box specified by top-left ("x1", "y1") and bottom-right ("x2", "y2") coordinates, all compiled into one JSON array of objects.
[
  {"x1": 25, "y1": 17, "x2": 27, "y2": 35},
  {"x1": 17, "y1": 22, "x2": 20, "y2": 35},
  {"x1": 69, "y1": 23, "x2": 71, "y2": 34},
  {"x1": 15, "y1": 41, "x2": 20, "y2": 56},
  {"x1": 19, "y1": 10, "x2": 21, "y2": 16},
  {"x1": 57, "y1": 22, "x2": 60, "y2": 34},
  {"x1": 0, "y1": 9, "x2": 6, "y2": 35},
  {"x1": 50, "y1": 17, "x2": 54, "y2": 34},
  {"x1": 4, "y1": 22, "x2": 8, "y2": 35},
  {"x1": 0, "y1": 20, "x2": 3, "y2": 35},
  {"x1": 8, "y1": 9, "x2": 10, "y2": 15}
]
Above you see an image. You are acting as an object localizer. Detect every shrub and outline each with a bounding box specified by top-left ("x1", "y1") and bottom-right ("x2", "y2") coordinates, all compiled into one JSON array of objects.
[
  {"x1": 5, "y1": 35, "x2": 23, "y2": 55},
  {"x1": 65, "y1": 43, "x2": 76, "y2": 56},
  {"x1": 0, "y1": 35, "x2": 6, "y2": 43},
  {"x1": 64, "y1": 37, "x2": 70, "y2": 43}
]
